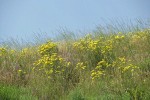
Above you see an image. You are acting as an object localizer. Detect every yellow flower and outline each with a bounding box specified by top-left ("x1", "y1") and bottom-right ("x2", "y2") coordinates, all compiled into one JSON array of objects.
[
  {"x1": 18, "y1": 70, "x2": 22, "y2": 72},
  {"x1": 91, "y1": 70, "x2": 104, "y2": 80},
  {"x1": 115, "y1": 35, "x2": 125, "y2": 40},
  {"x1": 97, "y1": 59, "x2": 109, "y2": 68},
  {"x1": 115, "y1": 35, "x2": 120, "y2": 39},
  {"x1": 123, "y1": 65, "x2": 131, "y2": 72},
  {"x1": 76, "y1": 62, "x2": 86, "y2": 70},
  {"x1": 0, "y1": 47, "x2": 7, "y2": 56},
  {"x1": 48, "y1": 76, "x2": 51, "y2": 79},
  {"x1": 38, "y1": 41, "x2": 58, "y2": 55},
  {"x1": 119, "y1": 57, "x2": 126, "y2": 63},
  {"x1": 21, "y1": 48, "x2": 28, "y2": 54}
]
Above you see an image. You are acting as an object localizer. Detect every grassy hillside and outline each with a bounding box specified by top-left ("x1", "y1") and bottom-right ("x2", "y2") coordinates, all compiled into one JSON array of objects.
[{"x1": 0, "y1": 28, "x2": 150, "y2": 100}]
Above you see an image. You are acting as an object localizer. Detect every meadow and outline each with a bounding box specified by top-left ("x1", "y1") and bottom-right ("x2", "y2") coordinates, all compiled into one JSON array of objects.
[{"x1": 0, "y1": 23, "x2": 150, "y2": 100}]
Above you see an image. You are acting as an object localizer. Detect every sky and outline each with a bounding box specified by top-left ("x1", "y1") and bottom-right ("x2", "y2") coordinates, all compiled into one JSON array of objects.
[{"x1": 0, "y1": 0, "x2": 150, "y2": 42}]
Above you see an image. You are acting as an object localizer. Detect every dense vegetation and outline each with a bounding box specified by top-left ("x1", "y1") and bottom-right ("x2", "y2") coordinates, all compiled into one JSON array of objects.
[{"x1": 0, "y1": 27, "x2": 150, "y2": 100}]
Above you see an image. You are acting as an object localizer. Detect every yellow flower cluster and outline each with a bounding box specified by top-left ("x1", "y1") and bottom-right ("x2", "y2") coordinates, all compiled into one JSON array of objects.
[
  {"x1": 21, "y1": 48, "x2": 29, "y2": 55},
  {"x1": 75, "y1": 62, "x2": 86, "y2": 70},
  {"x1": 91, "y1": 70, "x2": 104, "y2": 80},
  {"x1": 114, "y1": 32, "x2": 125, "y2": 41},
  {"x1": 0, "y1": 47, "x2": 7, "y2": 56},
  {"x1": 91, "y1": 59, "x2": 108, "y2": 80},
  {"x1": 38, "y1": 41, "x2": 58, "y2": 55},
  {"x1": 34, "y1": 53, "x2": 63, "y2": 66},
  {"x1": 0, "y1": 47, "x2": 16, "y2": 56},
  {"x1": 91, "y1": 64, "x2": 104, "y2": 80},
  {"x1": 88, "y1": 40, "x2": 101, "y2": 51},
  {"x1": 101, "y1": 39, "x2": 113, "y2": 54},
  {"x1": 73, "y1": 35, "x2": 102, "y2": 52},
  {"x1": 91, "y1": 57, "x2": 139, "y2": 80},
  {"x1": 34, "y1": 41, "x2": 70, "y2": 79},
  {"x1": 10, "y1": 49, "x2": 15, "y2": 54},
  {"x1": 73, "y1": 35, "x2": 114, "y2": 57},
  {"x1": 118, "y1": 57, "x2": 126, "y2": 64},
  {"x1": 123, "y1": 64, "x2": 138, "y2": 72},
  {"x1": 113, "y1": 57, "x2": 139, "y2": 73},
  {"x1": 34, "y1": 53, "x2": 69, "y2": 78},
  {"x1": 115, "y1": 35, "x2": 125, "y2": 40},
  {"x1": 131, "y1": 30, "x2": 149, "y2": 44},
  {"x1": 97, "y1": 59, "x2": 111, "y2": 68}
]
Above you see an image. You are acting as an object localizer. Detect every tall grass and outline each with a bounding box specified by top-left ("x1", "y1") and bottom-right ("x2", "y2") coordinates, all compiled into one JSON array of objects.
[{"x1": 0, "y1": 21, "x2": 150, "y2": 100}]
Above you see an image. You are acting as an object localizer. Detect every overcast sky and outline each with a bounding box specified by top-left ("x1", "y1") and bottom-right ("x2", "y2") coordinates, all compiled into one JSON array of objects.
[{"x1": 0, "y1": 0, "x2": 150, "y2": 41}]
